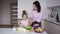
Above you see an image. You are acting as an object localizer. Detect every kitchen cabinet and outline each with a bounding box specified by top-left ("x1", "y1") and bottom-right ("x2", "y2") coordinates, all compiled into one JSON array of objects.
[
  {"x1": 46, "y1": 0, "x2": 60, "y2": 7},
  {"x1": 44, "y1": 20, "x2": 60, "y2": 34},
  {"x1": 53, "y1": 24, "x2": 60, "y2": 34}
]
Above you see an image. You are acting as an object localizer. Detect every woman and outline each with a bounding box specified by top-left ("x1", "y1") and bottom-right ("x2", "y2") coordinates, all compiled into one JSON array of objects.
[{"x1": 30, "y1": 1, "x2": 42, "y2": 27}]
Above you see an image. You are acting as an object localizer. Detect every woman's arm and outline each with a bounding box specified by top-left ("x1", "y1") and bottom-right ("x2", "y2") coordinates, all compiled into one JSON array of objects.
[
  {"x1": 30, "y1": 14, "x2": 37, "y2": 22},
  {"x1": 29, "y1": 17, "x2": 33, "y2": 24},
  {"x1": 38, "y1": 12, "x2": 42, "y2": 22}
]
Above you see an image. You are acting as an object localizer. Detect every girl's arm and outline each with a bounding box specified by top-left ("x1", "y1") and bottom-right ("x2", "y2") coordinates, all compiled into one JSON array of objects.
[
  {"x1": 17, "y1": 20, "x2": 21, "y2": 25},
  {"x1": 17, "y1": 20, "x2": 25, "y2": 28},
  {"x1": 20, "y1": 24, "x2": 25, "y2": 28}
]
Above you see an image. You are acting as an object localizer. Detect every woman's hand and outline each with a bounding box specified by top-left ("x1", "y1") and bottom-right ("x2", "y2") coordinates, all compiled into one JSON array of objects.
[
  {"x1": 29, "y1": 17, "x2": 33, "y2": 24},
  {"x1": 29, "y1": 17, "x2": 37, "y2": 22},
  {"x1": 30, "y1": 20, "x2": 36, "y2": 22}
]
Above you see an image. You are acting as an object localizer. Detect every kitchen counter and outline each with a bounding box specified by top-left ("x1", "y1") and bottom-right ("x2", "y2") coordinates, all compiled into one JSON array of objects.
[
  {"x1": 44, "y1": 19, "x2": 60, "y2": 26},
  {"x1": 0, "y1": 28, "x2": 47, "y2": 34},
  {"x1": 44, "y1": 19, "x2": 60, "y2": 34}
]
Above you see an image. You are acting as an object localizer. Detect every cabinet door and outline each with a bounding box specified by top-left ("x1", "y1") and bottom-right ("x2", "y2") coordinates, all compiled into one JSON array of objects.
[
  {"x1": 44, "y1": 21, "x2": 60, "y2": 34},
  {"x1": 53, "y1": 24, "x2": 60, "y2": 34},
  {"x1": 46, "y1": 0, "x2": 60, "y2": 7},
  {"x1": 44, "y1": 21, "x2": 51, "y2": 34},
  {"x1": 44, "y1": 21, "x2": 56, "y2": 34},
  {"x1": 48, "y1": 23, "x2": 56, "y2": 34}
]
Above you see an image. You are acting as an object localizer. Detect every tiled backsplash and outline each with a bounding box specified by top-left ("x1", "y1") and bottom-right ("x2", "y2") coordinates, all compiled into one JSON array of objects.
[{"x1": 47, "y1": 6, "x2": 60, "y2": 22}]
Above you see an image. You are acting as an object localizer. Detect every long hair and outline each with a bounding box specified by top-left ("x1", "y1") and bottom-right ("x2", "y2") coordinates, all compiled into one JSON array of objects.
[{"x1": 33, "y1": 1, "x2": 41, "y2": 13}]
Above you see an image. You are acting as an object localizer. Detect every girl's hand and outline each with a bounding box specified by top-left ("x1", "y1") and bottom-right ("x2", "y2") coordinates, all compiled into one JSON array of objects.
[
  {"x1": 17, "y1": 20, "x2": 21, "y2": 25},
  {"x1": 20, "y1": 24, "x2": 25, "y2": 28}
]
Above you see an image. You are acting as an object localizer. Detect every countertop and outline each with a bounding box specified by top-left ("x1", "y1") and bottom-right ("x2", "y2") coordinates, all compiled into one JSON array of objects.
[
  {"x1": 0, "y1": 28, "x2": 47, "y2": 34},
  {"x1": 44, "y1": 19, "x2": 60, "y2": 26}
]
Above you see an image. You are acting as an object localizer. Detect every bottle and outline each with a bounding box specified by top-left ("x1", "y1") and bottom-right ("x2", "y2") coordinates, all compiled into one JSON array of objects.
[{"x1": 56, "y1": 13, "x2": 59, "y2": 22}]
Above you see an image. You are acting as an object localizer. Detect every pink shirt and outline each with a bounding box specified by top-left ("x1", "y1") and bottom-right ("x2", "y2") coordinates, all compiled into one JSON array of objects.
[
  {"x1": 31, "y1": 11, "x2": 42, "y2": 22},
  {"x1": 20, "y1": 19, "x2": 29, "y2": 27}
]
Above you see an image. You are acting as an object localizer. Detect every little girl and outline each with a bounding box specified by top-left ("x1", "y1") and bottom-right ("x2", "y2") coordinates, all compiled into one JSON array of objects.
[{"x1": 18, "y1": 10, "x2": 31, "y2": 28}]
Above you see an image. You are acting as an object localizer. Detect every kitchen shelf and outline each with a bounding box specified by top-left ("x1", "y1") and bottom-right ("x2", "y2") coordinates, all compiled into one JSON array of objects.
[
  {"x1": 12, "y1": 14, "x2": 17, "y2": 15},
  {"x1": 11, "y1": 3, "x2": 18, "y2": 24},
  {"x1": 12, "y1": 10, "x2": 18, "y2": 12},
  {"x1": 12, "y1": 6, "x2": 18, "y2": 8}
]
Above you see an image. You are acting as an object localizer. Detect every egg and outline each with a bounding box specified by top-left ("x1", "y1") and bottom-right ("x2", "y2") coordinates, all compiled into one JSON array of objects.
[{"x1": 17, "y1": 27, "x2": 27, "y2": 32}]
